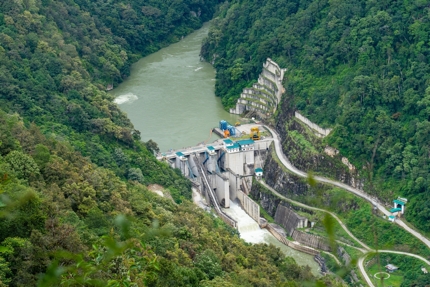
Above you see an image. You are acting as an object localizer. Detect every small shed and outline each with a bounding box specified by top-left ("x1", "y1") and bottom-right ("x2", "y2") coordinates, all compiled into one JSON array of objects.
[
  {"x1": 223, "y1": 139, "x2": 234, "y2": 146},
  {"x1": 255, "y1": 167, "x2": 263, "y2": 177},
  {"x1": 207, "y1": 146, "x2": 216, "y2": 156},
  {"x1": 388, "y1": 215, "x2": 396, "y2": 222},
  {"x1": 385, "y1": 264, "x2": 399, "y2": 272},
  {"x1": 176, "y1": 151, "x2": 186, "y2": 160}
]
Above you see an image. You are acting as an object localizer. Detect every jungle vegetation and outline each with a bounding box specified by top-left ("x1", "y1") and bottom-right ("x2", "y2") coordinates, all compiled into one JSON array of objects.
[
  {"x1": 0, "y1": 0, "x2": 344, "y2": 286},
  {"x1": 201, "y1": 0, "x2": 430, "y2": 234}
]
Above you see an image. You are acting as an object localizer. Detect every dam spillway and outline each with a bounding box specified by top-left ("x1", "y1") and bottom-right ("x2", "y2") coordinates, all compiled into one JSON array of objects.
[{"x1": 223, "y1": 201, "x2": 320, "y2": 275}]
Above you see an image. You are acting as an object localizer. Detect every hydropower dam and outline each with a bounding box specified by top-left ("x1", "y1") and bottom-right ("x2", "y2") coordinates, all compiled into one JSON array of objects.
[{"x1": 111, "y1": 23, "x2": 321, "y2": 274}]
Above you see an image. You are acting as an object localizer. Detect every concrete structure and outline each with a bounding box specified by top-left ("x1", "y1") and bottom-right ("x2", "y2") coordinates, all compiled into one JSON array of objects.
[
  {"x1": 158, "y1": 138, "x2": 273, "y2": 226},
  {"x1": 255, "y1": 167, "x2": 263, "y2": 177},
  {"x1": 393, "y1": 198, "x2": 407, "y2": 214},
  {"x1": 236, "y1": 189, "x2": 260, "y2": 224},
  {"x1": 295, "y1": 111, "x2": 332, "y2": 137},
  {"x1": 264, "y1": 223, "x2": 319, "y2": 256},
  {"x1": 274, "y1": 205, "x2": 311, "y2": 236},
  {"x1": 230, "y1": 58, "x2": 286, "y2": 117},
  {"x1": 292, "y1": 230, "x2": 331, "y2": 251}
]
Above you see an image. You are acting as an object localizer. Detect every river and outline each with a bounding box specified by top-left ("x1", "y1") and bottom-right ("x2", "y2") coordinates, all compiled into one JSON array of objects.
[
  {"x1": 223, "y1": 201, "x2": 320, "y2": 276},
  {"x1": 112, "y1": 23, "x2": 320, "y2": 275},
  {"x1": 110, "y1": 23, "x2": 238, "y2": 152}
]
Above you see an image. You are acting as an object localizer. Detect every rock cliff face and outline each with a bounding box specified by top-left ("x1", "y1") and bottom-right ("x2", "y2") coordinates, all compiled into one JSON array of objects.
[
  {"x1": 250, "y1": 151, "x2": 328, "y2": 215},
  {"x1": 251, "y1": 150, "x2": 360, "y2": 214},
  {"x1": 263, "y1": 151, "x2": 310, "y2": 197},
  {"x1": 275, "y1": 95, "x2": 363, "y2": 188}
]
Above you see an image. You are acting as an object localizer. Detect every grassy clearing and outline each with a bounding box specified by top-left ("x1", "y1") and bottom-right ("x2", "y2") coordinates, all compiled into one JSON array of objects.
[{"x1": 367, "y1": 262, "x2": 403, "y2": 287}]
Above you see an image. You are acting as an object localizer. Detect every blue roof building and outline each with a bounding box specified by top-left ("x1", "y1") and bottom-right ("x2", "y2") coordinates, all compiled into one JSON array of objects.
[
  {"x1": 223, "y1": 139, "x2": 234, "y2": 146},
  {"x1": 225, "y1": 143, "x2": 240, "y2": 153},
  {"x1": 393, "y1": 199, "x2": 406, "y2": 206},
  {"x1": 255, "y1": 167, "x2": 263, "y2": 177},
  {"x1": 393, "y1": 198, "x2": 407, "y2": 214},
  {"x1": 207, "y1": 145, "x2": 216, "y2": 155},
  {"x1": 237, "y1": 139, "x2": 255, "y2": 151},
  {"x1": 237, "y1": 139, "x2": 255, "y2": 146}
]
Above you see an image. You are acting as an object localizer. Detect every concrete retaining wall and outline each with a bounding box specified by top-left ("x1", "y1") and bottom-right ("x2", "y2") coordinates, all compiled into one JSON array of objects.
[
  {"x1": 292, "y1": 230, "x2": 331, "y2": 251},
  {"x1": 254, "y1": 140, "x2": 271, "y2": 150},
  {"x1": 274, "y1": 205, "x2": 309, "y2": 236},
  {"x1": 237, "y1": 190, "x2": 260, "y2": 224},
  {"x1": 265, "y1": 224, "x2": 319, "y2": 256},
  {"x1": 294, "y1": 112, "x2": 332, "y2": 137},
  {"x1": 337, "y1": 246, "x2": 351, "y2": 265}
]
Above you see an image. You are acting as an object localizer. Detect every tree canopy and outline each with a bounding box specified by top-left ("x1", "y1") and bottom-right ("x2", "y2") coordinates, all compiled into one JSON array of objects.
[
  {"x1": 201, "y1": 0, "x2": 430, "y2": 233},
  {"x1": 0, "y1": 0, "x2": 344, "y2": 286}
]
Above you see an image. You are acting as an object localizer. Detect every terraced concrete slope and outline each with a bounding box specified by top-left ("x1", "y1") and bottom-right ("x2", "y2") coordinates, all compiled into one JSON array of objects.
[{"x1": 230, "y1": 59, "x2": 285, "y2": 117}]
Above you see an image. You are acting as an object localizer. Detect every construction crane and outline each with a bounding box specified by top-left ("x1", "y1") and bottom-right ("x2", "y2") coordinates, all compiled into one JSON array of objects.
[{"x1": 250, "y1": 127, "x2": 260, "y2": 140}]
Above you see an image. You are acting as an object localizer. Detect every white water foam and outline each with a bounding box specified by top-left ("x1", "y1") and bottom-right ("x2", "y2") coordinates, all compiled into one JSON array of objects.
[
  {"x1": 194, "y1": 67, "x2": 203, "y2": 72},
  {"x1": 222, "y1": 200, "x2": 269, "y2": 244},
  {"x1": 113, "y1": 93, "x2": 138, "y2": 105},
  {"x1": 199, "y1": 198, "x2": 320, "y2": 275}
]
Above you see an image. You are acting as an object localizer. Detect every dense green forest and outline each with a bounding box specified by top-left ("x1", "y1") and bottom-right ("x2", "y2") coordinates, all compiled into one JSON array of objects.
[
  {"x1": 0, "y1": 111, "x2": 333, "y2": 286},
  {"x1": 201, "y1": 0, "x2": 430, "y2": 233},
  {"x1": 0, "y1": 0, "x2": 344, "y2": 286}
]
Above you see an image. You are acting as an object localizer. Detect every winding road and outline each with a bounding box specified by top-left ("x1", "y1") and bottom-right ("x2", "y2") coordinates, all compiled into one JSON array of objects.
[
  {"x1": 262, "y1": 125, "x2": 430, "y2": 286},
  {"x1": 264, "y1": 125, "x2": 430, "y2": 249},
  {"x1": 259, "y1": 180, "x2": 369, "y2": 250}
]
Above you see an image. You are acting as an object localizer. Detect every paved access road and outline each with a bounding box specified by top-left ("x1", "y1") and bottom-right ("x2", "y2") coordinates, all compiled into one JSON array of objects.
[
  {"x1": 264, "y1": 125, "x2": 430, "y2": 249},
  {"x1": 261, "y1": 179, "x2": 430, "y2": 287},
  {"x1": 357, "y1": 250, "x2": 430, "y2": 287},
  {"x1": 259, "y1": 181, "x2": 370, "y2": 250},
  {"x1": 263, "y1": 125, "x2": 430, "y2": 286}
]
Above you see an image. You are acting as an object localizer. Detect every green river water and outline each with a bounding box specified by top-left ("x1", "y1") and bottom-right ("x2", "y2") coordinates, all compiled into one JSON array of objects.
[
  {"x1": 110, "y1": 23, "x2": 238, "y2": 152},
  {"x1": 111, "y1": 23, "x2": 320, "y2": 275}
]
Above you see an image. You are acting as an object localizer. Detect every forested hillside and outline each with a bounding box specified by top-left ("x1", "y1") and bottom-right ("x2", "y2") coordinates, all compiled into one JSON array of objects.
[
  {"x1": 201, "y1": 0, "x2": 430, "y2": 233},
  {"x1": 0, "y1": 0, "x2": 343, "y2": 286}
]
